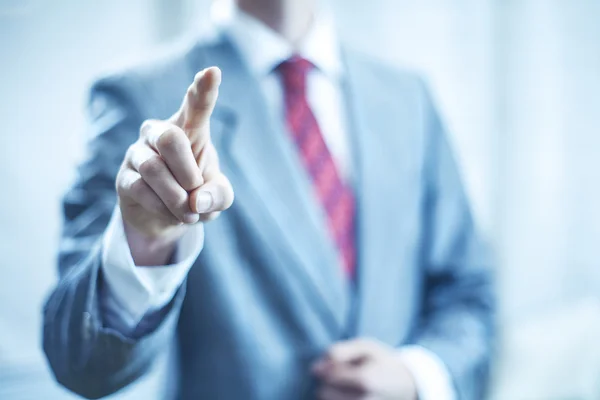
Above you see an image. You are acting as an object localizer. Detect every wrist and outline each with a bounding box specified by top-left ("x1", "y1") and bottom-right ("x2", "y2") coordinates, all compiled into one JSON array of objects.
[
  {"x1": 123, "y1": 219, "x2": 186, "y2": 266},
  {"x1": 398, "y1": 346, "x2": 456, "y2": 400}
]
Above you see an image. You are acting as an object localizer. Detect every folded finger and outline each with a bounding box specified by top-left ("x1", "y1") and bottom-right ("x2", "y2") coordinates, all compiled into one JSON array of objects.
[
  {"x1": 141, "y1": 120, "x2": 203, "y2": 191},
  {"x1": 118, "y1": 168, "x2": 181, "y2": 223},
  {"x1": 129, "y1": 143, "x2": 197, "y2": 223}
]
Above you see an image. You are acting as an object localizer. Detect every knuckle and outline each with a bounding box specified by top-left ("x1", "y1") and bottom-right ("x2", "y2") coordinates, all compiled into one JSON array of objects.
[
  {"x1": 139, "y1": 119, "x2": 155, "y2": 137},
  {"x1": 138, "y1": 155, "x2": 164, "y2": 178},
  {"x1": 129, "y1": 177, "x2": 148, "y2": 199},
  {"x1": 163, "y1": 214, "x2": 182, "y2": 226},
  {"x1": 186, "y1": 85, "x2": 200, "y2": 109},
  {"x1": 148, "y1": 196, "x2": 170, "y2": 216},
  {"x1": 163, "y1": 190, "x2": 188, "y2": 213},
  {"x1": 115, "y1": 169, "x2": 127, "y2": 194},
  {"x1": 157, "y1": 127, "x2": 185, "y2": 152},
  {"x1": 125, "y1": 141, "x2": 149, "y2": 164},
  {"x1": 172, "y1": 191, "x2": 188, "y2": 208},
  {"x1": 186, "y1": 83, "x2": 197, "y2": 100},
  {"x1": 124, "y1": 143, "x2": 139, "y2": 162},
  {"x1": 183, "y1": 173, "x2": 204, "y2": 192}
]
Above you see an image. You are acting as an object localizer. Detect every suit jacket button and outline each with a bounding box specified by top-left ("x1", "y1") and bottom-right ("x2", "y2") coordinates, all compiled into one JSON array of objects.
[{"x1": 82, "y1": 311, "x2": 92, "y2": 341}]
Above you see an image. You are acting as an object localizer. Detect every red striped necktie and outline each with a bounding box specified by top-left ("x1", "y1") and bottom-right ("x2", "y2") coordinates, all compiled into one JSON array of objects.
[{"x1": 277, "y1": 55, "x2": 357, "y2": 279}]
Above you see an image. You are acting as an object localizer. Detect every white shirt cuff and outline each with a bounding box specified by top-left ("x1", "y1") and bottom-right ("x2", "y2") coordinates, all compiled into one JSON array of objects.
[
  {"x1": 398, "y1": 345, "x2": 456, "y2": 400},
  {"x1": 100, "y1": 207, "x2": 204, "y2": 331}
]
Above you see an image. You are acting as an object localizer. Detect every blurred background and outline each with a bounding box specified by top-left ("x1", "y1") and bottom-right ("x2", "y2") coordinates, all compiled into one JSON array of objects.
[{"x1": 1, "y1": 0, "x2": 599, "y2": 398}]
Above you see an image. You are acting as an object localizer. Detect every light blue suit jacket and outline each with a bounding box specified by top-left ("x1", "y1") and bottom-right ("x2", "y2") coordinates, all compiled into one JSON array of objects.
[{"x1": 43, "y1": 30, "x2": 494, "y2": 400}]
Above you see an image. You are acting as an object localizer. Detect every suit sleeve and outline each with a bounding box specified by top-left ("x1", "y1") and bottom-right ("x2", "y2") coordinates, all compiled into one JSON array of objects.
[
  {"x1": 411, "y1": 81, "x2": 496, "y2": 400},
  {"x1": 42, "y1": 77, "x2": 186, "y2": 399},
  {"x1": 101, "y1": 206, "x2": 202, "y2": 333}
]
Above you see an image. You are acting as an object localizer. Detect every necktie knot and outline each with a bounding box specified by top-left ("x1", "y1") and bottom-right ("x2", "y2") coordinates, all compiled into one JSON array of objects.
[{"x1": 277, "y1": 55, "x2": 314, "y2": 94}]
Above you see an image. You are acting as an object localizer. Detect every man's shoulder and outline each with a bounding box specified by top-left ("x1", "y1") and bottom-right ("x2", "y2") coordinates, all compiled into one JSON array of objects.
[
  {"x1": 98, "y1": 29, "x2": 225, "y2": 80},
  {"x1": 89, "y1": 32, "x2": 225, "y2": 117}
]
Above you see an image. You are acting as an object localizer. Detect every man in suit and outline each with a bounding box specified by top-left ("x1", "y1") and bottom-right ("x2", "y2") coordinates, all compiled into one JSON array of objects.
[{"x1": 43, "y1": 0, "x2": 494, "y2": 399}]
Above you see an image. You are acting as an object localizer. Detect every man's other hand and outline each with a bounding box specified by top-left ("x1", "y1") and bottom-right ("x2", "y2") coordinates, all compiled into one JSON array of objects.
[
  {"x1": 115, "y1": 67, "x2": 234, "y2": 264},
  {"x1": 313, "y1": 338, "x2": 418, "y2": 400}
]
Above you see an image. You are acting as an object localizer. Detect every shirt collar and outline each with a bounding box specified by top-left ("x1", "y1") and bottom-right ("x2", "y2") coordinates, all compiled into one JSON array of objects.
[{"x1": 213, "y1": 5, "x2": 343, "y2": 79}]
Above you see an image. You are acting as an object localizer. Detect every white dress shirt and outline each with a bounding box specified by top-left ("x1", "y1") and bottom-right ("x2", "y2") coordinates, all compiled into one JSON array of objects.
[{"x1": 100, "y1": 8, "x2": 456, "y2": 400}]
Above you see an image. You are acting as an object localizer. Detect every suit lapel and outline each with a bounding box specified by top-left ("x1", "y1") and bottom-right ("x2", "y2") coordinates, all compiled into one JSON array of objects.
[
  {"x1": 343, "y1": 51, "x2": 424, "y2": 337},
  {"x1": 188, "y1": 35, "x2": 349, "y2": 336}
]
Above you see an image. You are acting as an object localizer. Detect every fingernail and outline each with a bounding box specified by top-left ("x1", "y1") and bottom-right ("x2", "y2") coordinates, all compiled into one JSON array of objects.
[
  {"x1": 211, "y1": 67, "x2": 222, "y2": 85},
  {"x1": 196, "y1": 191, "x2": 213, "y2": 213}
]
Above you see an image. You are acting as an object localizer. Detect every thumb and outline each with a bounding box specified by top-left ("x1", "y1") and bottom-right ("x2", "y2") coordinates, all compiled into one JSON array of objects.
[{"x1": 170, "y1": 66, "x2": 221, "y2": 142}]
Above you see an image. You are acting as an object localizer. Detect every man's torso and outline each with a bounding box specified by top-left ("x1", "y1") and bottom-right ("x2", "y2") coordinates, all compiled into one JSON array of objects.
[{"x1": 106, "y1": 31, "x2": 429, "y2": 399}]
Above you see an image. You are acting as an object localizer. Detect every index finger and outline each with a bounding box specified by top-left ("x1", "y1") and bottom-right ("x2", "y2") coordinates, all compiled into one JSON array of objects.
[{"x1": 171, "y1": 67, "x2": 221, "y2": 141}]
